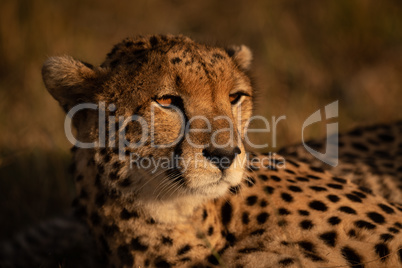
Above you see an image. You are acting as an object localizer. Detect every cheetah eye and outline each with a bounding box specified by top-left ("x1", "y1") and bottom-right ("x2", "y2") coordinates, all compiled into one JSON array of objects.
[
  {"x1": 154, "y1": 95, "x2": 183, "y2": 109},
  {"x1": 229, "y1": 92, "x2": 248, "y2": 105}
]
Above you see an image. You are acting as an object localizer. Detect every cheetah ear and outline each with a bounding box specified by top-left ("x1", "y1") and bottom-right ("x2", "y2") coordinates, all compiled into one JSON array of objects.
[
  {"x1": 42, "y1": 56, "x2": 103, "y2": 112},
  {"x1": 225, "y1": 45, "x2": 253, "y2": 71}
]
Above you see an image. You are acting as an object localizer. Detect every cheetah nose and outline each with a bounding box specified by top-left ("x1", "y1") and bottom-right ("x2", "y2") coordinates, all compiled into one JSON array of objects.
[{"x1": 202, "y1": 146, "x2": 241, "y2": 171}]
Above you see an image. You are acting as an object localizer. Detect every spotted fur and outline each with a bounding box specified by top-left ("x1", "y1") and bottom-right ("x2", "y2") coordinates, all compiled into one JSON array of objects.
[{"x1": 2, "y1": 35, "x2": 402, "y2": 267}]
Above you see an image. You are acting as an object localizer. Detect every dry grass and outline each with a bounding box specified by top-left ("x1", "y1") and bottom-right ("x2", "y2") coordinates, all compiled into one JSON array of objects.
[{"x1": 0, "y1": 0, "x2": 401, "y2": 238}]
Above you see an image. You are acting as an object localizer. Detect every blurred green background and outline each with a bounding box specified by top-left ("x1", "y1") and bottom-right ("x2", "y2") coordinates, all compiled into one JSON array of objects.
[{"x1": 1, "y1": 0, "x2": 402, "y2": 239}]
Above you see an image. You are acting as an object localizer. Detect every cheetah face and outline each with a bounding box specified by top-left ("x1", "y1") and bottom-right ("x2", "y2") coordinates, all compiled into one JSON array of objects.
[{"x1": 42, "y1": 35, "x2": 254, "y2": 203}]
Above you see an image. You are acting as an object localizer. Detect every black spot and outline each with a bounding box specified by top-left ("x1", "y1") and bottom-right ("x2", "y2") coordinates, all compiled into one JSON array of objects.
[
  {"x1": 388, "y1": 227, "x2": 399, "y2": 234},
  {"x1": 162, "y1": 236, "x2": 173, "y2": 245},
  {"x1": 328, "y1": 216, "x2": 341, "y2": 225},
  {"x1": 352, "y1": 142, "x2": 369, "y2": 152},
  {"x1": 117, "y1": 245, "x2": 134, "y2": 266},
  {"x1": 250, "y1": 229, "x2": 265, "y2": 236},
  {"x1": 76, "y1": 174, "x2": 83, "y2": 182},
  {"x1": 310, "y1": 166, "x2": 325, "y2": 173},
  {"x1": 118, "y1": 177, "x2": 132, "y2": 187},
  {"x1": 264, "y1": 186, "x2": 274, "y2": 194},
  {"x1": 110, "y1": 59, "x2": 120, "y2": 68},
  {"x1": 271, "y1": 175, "x2": 281, "y2": 182},
  {"x1": 339, "y1": 206, "x2": 357, "y2": 214},
  {"x1": 285, "y1": 169, "x2": 296, "y2": 174},
  {"x1": 257, "y1": 212, "x2": 269, "y2": 224},
  {"x1": 131, "y1": 237, "x2": 148, "y2": 252},
  {"x1": 207, "y1": 254, "x2": 219, "y2": 265},
  {"x1": 367, "y1": 212, "x2": 385, "y2": 224},
  {"x1": 300, "y1": 220, "x2": 314, "y2": 230},
  {"x1": 309, "y1": 200, "x2": 328, "y2": 211},
  {"x1": 348, "y1": 229, "x2": 357, "y2": 238},
  {"x1": 109, "y1": 171, "x2": 119, "y2": 181},
  {"x1": 352, "y1": 191, "x2": 366, "y2": 198},
  {"x1": 281, "y1": 192, "x2": 294, "y2": 202},
  {"x1": 375, "y1": 243, "x2": 390, "y2": 262},
  {"x1": 278, "y1": 258, "x2": 294, "y2": 266},
  {"x1": 307, "y1": 175, "x2": 321, "y2": 180},
  {"x1": 177, "y1": 244, "x2": 191, "y2": 255},
  {"x1": 155, "y1": 258, "x2": 171, "y2": 268},
  {"x1": 260, "y1": 200, "x2": 268, "y2": 207},
  {"x1": 149, "y1": 36, "x2": 159, "y2": 47},
  {"x1": 90, "y1": 212, "x2": 101, "y2": 226},
  {"x1": 310, "y1": 186, "x2": 327, "y2": 192},
  {"x1": 146, "y1": 218, "x2": 156, "y2": 225},
  {"x1": 238, "y1": 247, "x2": 260, "y2": 254},
  {"x1": 246, "y1": 195, "x2": 258, "y2": 206},
  {"x1": 229, "y1": 185, "x2": 241, "y2": 194},
  {"x1": 95, "y1": 192, "x2": 106, "y2": 207},
  {"x1": 326, "y1": 183, "x2": 343, "y2": 189},
  {"x1": 380, "y1": 233, "x2": 394, "y2": 242},
  {"x1": 208, "y1": 226, "x2": 214, "y2": 236},
  {"x1": 395, "y1": 222, "x2": 402, "y2": 229},
  {"x1": 278, "y1": 208, "x2": 291, "y2": 215},
  {"x1": 304, "y1": 252, "x2": 324, "y2": 262},
  {"x1": 288, "y1": 185, "x2": 302, "y2": 192},
  {"x1": 108, "y1": 188, "x2": 120, "y2": 199},
  {"x1": 354, "y1": 220, "x2": 376, "y2": 230},
  {"x1": 332, "y1": 177, "x2": 347, "y2": 184},
  {"x1": 242, "y1": 212, "x2": 250, "y2": 224},
  {"x1": 258, "y1": 174, "x2": 268, "y2": 181},
  {"x1": 221, "y1": 201, "x2": 232, "y2": 226},
  {"x1": 398, "y1": 247, "x2": 402, "y2": 264},
  {"x1": 345, "y1": 194, "x2": 362, "y2": 203},
  {"x1": 298, "y1": 210, "x2": 309, "y2": 216},
  {"x1": 175, "y1": 75, "x2": 182, "y2": 87},
  {"x1": 224, "y1": 232, "x2": 236, "y2": 245},
  {"x1": 286, "y1": 159, "x2": 300, "y2": 167},
  {"x1": 341, "y1": 247, "x2": 363, "y2": 268},
  {"x1": 319, "y1": 231, "x2": 336, "y2": 247},
  {"x1": 359, "y1": 186, "x2": 373, "y2": 195},
  {"x1": 378, "y1": 134, "x2": 395, "y2": 142},
  {"x1": 245, "y1": 176, "x2": 255, "y2": 187},
  {"x1": 378, "y1": 203, "x2": 395, "y2": 214},
  {"x1": 112, "y1": 161, "x2": 121, "y2": 170},
  {"x1": 120, "y1": 208, "x2": 139, "y2": 220},
  {"x1": 202, "y1": 209, "x2": 208, "y2": 221},
  {"x1": 298, "y1": 241, "x2": 315, "y2": 252},
  {"x1": 296, "y1": 176, "x2": 309, "y2": 182},
  {"x1": 348, "y1": 128, "x2": 363, "y2": 136},
  {"x1": 171, "y1": 57, "x2": 182, "y2": 64}
]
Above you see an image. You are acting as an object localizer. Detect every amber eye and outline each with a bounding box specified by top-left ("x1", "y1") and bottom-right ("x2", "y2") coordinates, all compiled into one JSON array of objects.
[
  {"x1": 155, "y1": 96, "x2": 173, "y2": 107},
  {"x1": 229, "y1": 93, "x2": 243, "y2": 105},
  {"x1": 154, "y1": 95, "x2": 184, "y2": 109}
]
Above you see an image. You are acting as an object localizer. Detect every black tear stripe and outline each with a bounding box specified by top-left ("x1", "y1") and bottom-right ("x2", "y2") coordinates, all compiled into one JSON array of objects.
[{"x1": 166, "y1": 98, "x2": 189, "y2": 184}]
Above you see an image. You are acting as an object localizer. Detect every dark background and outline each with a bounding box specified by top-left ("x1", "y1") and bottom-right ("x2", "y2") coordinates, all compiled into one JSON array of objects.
[{"x1": 1, "y1": 0, "x2": 402, "y2": 239}]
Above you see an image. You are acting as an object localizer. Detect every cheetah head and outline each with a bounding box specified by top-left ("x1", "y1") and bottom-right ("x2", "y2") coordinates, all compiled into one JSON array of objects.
[{"x1": 42, "y1": 35, "x2": 254, "y2": 217}]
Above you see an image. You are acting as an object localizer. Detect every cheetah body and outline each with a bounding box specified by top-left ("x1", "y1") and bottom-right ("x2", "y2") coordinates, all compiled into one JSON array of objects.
[{"x1": 3, "y1": 35, "x2": 402, "y2": 268}]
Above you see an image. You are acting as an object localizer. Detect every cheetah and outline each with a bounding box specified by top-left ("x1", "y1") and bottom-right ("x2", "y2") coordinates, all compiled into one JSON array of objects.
[{"x1": 2, "y1": 34, "x2": 402, "y2": 267}]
